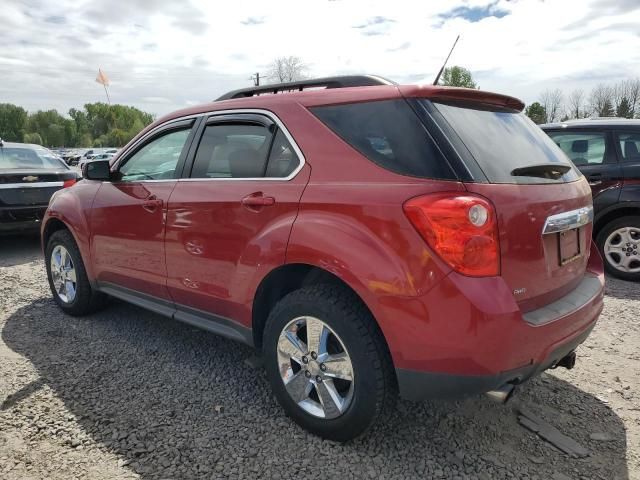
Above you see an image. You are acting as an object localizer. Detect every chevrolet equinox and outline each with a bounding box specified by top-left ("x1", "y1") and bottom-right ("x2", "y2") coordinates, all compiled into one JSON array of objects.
[{"x1": 42, "y1": 76, "x2": 605, "y2": 441}]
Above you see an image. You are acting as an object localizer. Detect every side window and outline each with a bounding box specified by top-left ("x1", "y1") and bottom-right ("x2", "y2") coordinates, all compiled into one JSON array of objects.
[
  {"x1": 119, "y1": 128, "x2": 191, "y2": 181},
  {"x1": 265, "y1": 129, "x2": 301, "y2": 177},
  {"x1": 547, "y1": 131, "x2": 607, "y2": 166},
  {"x1": 617, "y1": 132, "x2": 640, "y2": 162},
  {"x1": 311, "y1": 99, "x2": 456, "y2": 179},
  {"x1": 191, "y1": 124, "x2": 272, "y2": 178}
]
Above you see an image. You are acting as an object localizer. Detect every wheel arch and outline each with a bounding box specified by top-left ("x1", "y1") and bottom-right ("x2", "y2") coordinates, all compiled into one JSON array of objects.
[
  {"x1": 251, "y1": 263, "x2": 392, "y2": 361},
  {"x1": 42, "y1": 217, "x2": 70, "y2": 249},
  {"x1": 41, "y1": 214, "x2": 96, "y2": 286},
  {"x1": 594, "y1": 203, "x2": 640, "y2": 236}
]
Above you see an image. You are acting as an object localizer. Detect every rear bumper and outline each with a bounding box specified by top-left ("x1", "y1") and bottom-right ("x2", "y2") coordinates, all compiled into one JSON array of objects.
[
  {"x1": 380, "y1": 240, "x2": 605, "y2": 401},
  {"x1": 397, "y1": 315, "x2": 596, "y2": 400}
]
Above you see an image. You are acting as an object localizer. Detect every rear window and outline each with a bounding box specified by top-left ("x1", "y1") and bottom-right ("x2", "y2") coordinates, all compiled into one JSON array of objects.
[
  {"x1": 429, "y1": 101, "x2": 581, "y2": 184},
  {"x1": 0, "y1": 147, "x2": 67, "y2": 170},
  {"x1": 311, "y1": 100, "x2": 456, "y2": 180}
]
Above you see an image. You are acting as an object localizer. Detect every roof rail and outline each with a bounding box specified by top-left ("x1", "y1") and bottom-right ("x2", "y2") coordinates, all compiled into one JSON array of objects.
[{"x1": 215, "y1": 75, "x2": 396, "y2": 101}]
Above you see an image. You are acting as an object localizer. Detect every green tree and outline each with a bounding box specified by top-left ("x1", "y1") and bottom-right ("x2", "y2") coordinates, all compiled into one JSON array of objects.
[
  {"x1": 525, "y1": 102, "x2": 547, "y2": 124},
  {"x1": 439, "y1": 66, "x2": 477, "y2": 89},
  {"x1": 126, "y1": 118, "x2": 145, "y2": 143},
  {"x1": 83, "y1": 103, "x2": 153, "y2": 145},
  {"x1": 106, "y1": 128, "x2": 129, "y2": 147},
  {"x1": 69, "y1": 108, "x2": 91, "y2": 140},
  {"x1": 78, "y1": 133, "x2": 93, "y2": 148},
  {"x1": 2, "y1": 102, "x2": 153, "y2": 148},
  {"x1": 93, "y1": 135, "x2": 107, "y2": 148},
  {"x1": 600, "y1": 99, "x2": 615, "y2": 117},
  {"x1": 0, "y1": 103, "x2": 28, "y2": 142},
  {"x1": 63, "y1": 119, "x2": 78, "y2": 146},
  {"x1": 26, "y1": 110, "x2": 69, "y2": 147},
  {"x1": 23, "y1": 132, "x2": 43, "y2": 145},
  {"x1": 616, "y1": 97, "x2": 633, "y2": 119}
]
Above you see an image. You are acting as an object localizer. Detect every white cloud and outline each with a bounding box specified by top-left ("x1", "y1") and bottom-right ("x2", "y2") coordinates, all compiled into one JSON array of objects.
[{"x1": 1, "y1": 0, "x2": 639, "y2": 115}]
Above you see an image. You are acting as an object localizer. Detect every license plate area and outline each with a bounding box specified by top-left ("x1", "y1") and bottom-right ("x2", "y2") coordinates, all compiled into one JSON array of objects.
[
  {"x1": 20, "y1": 189, "x2": 41, "y2": 204},
  {"x1": 558, "y1": 227, "x2": 582, "y2": 266}
]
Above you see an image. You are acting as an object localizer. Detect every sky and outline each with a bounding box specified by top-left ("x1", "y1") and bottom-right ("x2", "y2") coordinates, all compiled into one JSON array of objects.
[{"x1": 1, "y1": 0, "x2": 639, "y2": 116}]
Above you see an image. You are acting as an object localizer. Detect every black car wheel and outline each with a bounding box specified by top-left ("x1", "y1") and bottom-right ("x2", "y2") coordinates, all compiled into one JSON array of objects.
[
  {"x1": 263, "y1": 284, "x2": 396, "y2": 441},
  {"x1": 46, "y1": 230, "x2": 108, "y2": 315}
]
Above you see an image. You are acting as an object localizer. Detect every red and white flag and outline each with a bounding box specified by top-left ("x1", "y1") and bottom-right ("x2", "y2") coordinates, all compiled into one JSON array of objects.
[{"x1": 95, "y1": 68, "x2": 110, "y2": 86}]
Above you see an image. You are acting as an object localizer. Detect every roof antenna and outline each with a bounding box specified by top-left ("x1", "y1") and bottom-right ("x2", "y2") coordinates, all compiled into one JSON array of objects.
[{"x1": 433, "y1": 35, "x2": 460, "y2": 86}]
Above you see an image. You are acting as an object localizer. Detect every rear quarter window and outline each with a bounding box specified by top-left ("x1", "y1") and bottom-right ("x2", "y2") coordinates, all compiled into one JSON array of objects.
[
  {"x1": 311, "y1": 99, "x2": 456, "y2": 180},
  {"x1": 617, "y1": 131, "x2": 640, "y2": 162}
]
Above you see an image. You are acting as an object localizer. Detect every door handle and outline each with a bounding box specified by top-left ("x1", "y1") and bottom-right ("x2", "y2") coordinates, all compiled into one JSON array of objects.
[
  {"x1": 241, "y1": 193, "x2": 275, "y2": 209},
  {"x1": 586, "y1": 173, "x2": 603, "y2": 186},
  {"x1": 142, "y1": 195, "x2": 163, "y2": 213}
]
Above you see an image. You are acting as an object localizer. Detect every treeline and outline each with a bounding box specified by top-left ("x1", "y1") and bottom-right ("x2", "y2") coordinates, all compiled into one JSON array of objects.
[
  {"x1": 0, "y1": 103, "x2": 155, "y2": 148},
  {"x1": 525, "y1": 78, "x2": 640, "y2": 124}
]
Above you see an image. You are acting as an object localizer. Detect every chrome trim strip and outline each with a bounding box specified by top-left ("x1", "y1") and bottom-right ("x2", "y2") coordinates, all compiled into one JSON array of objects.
[
  {"x1": 114, "y1": 108, "x2": 306, "y2": 182},
  {"x1": 106, "y1": 179, "x2": 177, "y2": 184},
  {"x1": 0, "y1": 181, "x2": 64, "y2": 189},
  {"x1": 542, "y1": 206, "x2": 593, "y2": 235}
]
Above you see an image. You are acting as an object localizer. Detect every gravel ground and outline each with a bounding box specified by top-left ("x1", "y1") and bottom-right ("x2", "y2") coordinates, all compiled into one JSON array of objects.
[{"x1": 1, "y1": 234, "x2": 638, "y2": 480}]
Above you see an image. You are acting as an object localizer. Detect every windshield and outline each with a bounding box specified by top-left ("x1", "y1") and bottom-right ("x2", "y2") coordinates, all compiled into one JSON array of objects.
[
  {"x1": 0, "y1": 146, "x2": 68, "y2": 170},
  {"x1": 428, "y1": 101, "x2": 581, "y2": 184}
]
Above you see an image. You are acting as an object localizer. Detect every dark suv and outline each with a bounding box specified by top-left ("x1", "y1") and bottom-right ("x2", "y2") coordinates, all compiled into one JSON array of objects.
[
  {"x1": 542, "y1": 119, "x2": 640, "y2": 281},
  {"x1": 43, "y1": 76, "x2": 604, "y2": 440}
]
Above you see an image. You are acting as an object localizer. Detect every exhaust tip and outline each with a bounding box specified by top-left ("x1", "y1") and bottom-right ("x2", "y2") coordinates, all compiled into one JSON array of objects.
[{"x1": 486, "y1": 384, "x2": 516, "y2": 404}]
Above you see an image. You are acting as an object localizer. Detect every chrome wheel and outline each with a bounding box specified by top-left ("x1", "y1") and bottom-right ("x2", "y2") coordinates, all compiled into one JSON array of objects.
[
  {"x1": 277, "y1": 316, "x2": 355, "y2": 419},
  {"x1": 50, "y1": 245, "x2": 77, "y2": 303},
  {"x1": 604, "y1": 227, "x2": 640, "y2": 274}
]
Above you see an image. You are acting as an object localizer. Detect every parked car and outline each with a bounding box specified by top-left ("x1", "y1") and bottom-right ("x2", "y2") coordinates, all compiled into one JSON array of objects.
[
  {"x1": 541, "y1": 119, "x2": 640, "y2": 281},
  {"x1": 42, "y1": 76, "x2": 604, "y2": 441},
  {"x1": 62, "y1": 150, "x2": 82, "y2": 166},
  {"x1": 0, "y1": 140, "x2": 79, "y2": 233}
]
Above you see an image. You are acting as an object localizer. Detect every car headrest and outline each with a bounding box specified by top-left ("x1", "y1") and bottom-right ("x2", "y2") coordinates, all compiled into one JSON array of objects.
[
  {"x1": 571, "y1": 140, "x2": 588, "y2": 153},
  {"x1": 625, "y1": 141, "x2": 639, "y2": 158},
  {"x1": 228, "y1": 148, "x2": 263, "y2": 178}
]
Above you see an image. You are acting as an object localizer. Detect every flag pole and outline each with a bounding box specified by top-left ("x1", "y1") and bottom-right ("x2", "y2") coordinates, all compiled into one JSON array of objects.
[{"x1": 103, "y1": 84, "x2": 111, "y2": 105}]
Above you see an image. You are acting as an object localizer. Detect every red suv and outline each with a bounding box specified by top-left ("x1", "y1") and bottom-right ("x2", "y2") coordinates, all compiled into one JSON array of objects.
[{"x1": 42, "y1": 76, "x2": 604, "y2": 441}]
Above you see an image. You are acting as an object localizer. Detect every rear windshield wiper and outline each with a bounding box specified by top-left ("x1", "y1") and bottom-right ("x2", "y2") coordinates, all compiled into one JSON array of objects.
[{"x1": 511, "y1": 163, "x2": 571, "y2": 180}]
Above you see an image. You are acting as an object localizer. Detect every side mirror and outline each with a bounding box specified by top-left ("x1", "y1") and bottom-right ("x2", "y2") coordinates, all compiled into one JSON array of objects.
[{"x1": 83, "y1": 159, "x2": 112, "y2": 180}]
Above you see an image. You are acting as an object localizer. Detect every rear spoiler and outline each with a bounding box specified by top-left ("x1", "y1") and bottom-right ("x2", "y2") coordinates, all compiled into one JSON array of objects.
[{"x1": 399, "y1": 85, "x2": 525, "y2": 112}]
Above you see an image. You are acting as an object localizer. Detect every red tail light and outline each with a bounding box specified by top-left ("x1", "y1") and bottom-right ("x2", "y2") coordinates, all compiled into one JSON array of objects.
[
  {"x1": 403, "y1": 192, "x2": 500, "y2": 277},
  {"x1": 62, "y1": 179, "x2": 77, "y2": 188}
]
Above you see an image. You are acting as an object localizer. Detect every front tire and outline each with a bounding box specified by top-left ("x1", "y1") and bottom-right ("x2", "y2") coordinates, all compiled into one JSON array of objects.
[
  {"x1": 263, "y1": 284, "x2": 396, "y2": 441},
  {"x1": 45, "y1": 229, "x2": 107, "y2": 315},
  {"x1": 595, "y1": 216, "x2": 640, "y2": 281}
]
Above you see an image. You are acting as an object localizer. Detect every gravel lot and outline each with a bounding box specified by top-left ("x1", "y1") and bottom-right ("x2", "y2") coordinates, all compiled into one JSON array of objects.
[{"x1": 1, "y1": 234, "x2": 638, "y2": 480}]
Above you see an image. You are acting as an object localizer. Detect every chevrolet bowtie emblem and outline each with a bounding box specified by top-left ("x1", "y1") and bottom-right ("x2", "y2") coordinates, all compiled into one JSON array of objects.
[{"x1": 22, "y1": 176, "x2": 38, "y2": 182}]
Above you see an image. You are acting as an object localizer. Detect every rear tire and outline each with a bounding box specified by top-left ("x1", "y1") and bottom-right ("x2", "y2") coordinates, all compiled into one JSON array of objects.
[
  {"x1": 595, "y1": 215, "x2": 640, "y2": 281},
  {"x1": 263, "y1": 284, "x2": 396, "y2": 441},
  {"x1": 45, "y1": 230, "x2": 107, "y2": 315}
]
